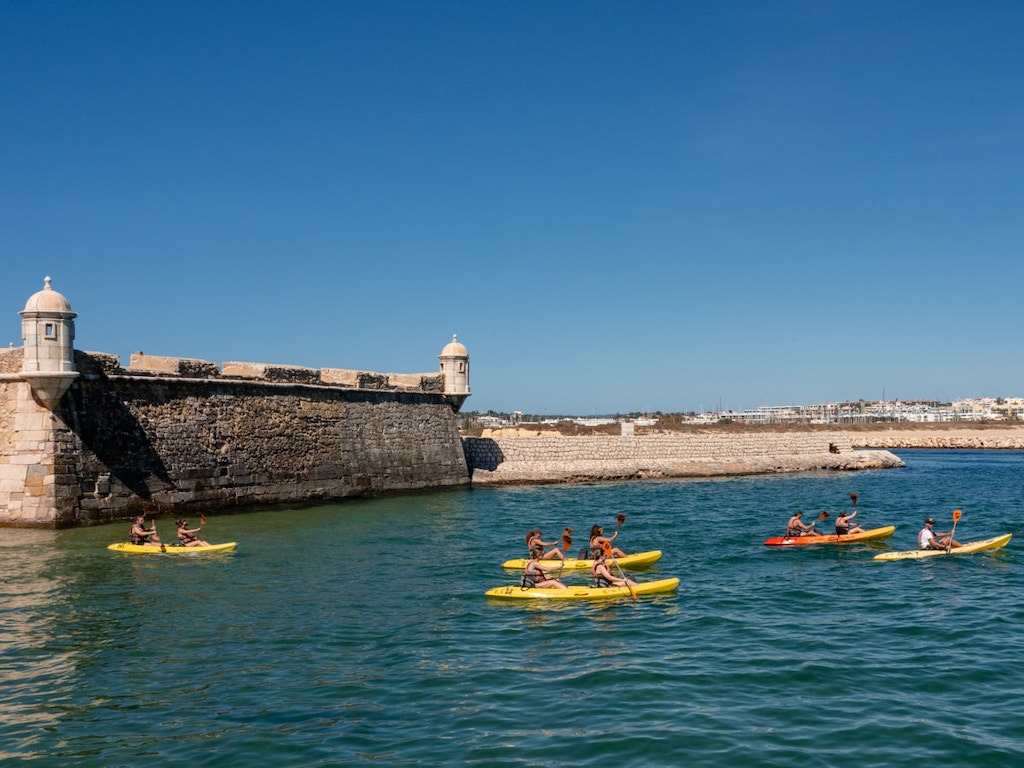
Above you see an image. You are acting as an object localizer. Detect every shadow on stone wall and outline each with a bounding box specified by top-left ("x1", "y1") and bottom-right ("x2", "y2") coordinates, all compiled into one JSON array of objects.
[
  {"x1": 463, "y1": 437, "x2": 504, "y2": 471},
  {"x1": 61, "y1": 379, "x2": 172, "y2": 502}
]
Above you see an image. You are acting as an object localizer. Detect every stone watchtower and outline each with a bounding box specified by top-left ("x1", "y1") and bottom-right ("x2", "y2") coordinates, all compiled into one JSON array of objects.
[
  {"x1": 19, "y1": 276, "x2": 79, "y2": 408},
  {"x1": 0, "y1": 277, "x2": 80, "y2": 525},
  {"x1": 439, "y1": 334, "x2": 470, "y2": 412}
]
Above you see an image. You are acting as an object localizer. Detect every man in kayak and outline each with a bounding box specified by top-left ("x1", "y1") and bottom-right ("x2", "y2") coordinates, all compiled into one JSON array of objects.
[
  {"x1": 522, "y1": 550, "x2": 567, "y2": 589},
  {"x1": 918, "y1": 518, "x2": 961, "y2": 550},
  {"x1": 129, "y1": 516, "x2": 162, "y2": 547},
  {"x1": 591, "y1": 548, "x2": 637, "y2": 588},
  {"x1": 786, "y1": 511, "x2": 820, "y2": 537}
]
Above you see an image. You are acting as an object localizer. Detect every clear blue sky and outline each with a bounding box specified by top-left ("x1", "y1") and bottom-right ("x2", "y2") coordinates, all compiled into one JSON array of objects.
[{"x1": 3, "y1": 1, "x2": 1022, "y2": 414}]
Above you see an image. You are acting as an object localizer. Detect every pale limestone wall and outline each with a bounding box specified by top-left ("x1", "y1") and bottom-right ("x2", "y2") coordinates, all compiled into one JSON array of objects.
[
  {"x1": 464, "y1": 433, "x2": 904, "y2": 484},
  {"x1": 129, "y1": 353, "x2": 219, "y2": 377},
  {"x1": 0, "y1": 378, "x2": 79, "y2": 524},
  {"x1": 851, "y1": 427, "x2": 1024, "y2": 449}
]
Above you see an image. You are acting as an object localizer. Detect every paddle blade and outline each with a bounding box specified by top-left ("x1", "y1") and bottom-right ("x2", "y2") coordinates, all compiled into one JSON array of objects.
[
  {"x1": 850, "y1": 493, "x2": 858, "y2": 506},
  {"x1": 617, "y1": 513, "x2": 627, "y2": 527},
  {"x1": 200, "y1": 514, "x2": 207, "y2": 526},
  {"x1": 952, "y1": 509, "x2": 962, "y2": 523},
  {"x1": 602, "y1": 540, "x2": 612, "y2": 556},
  {"x1": 562, "y1": 535, "x2": 572, "y2": 552},
  {"x1": 817, "y1": 511, "x2": 830, "y2": 520}
]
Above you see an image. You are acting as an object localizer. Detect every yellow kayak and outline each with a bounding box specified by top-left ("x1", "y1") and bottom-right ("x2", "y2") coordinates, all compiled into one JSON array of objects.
[
  {"x1": 107, "y1": 542, "x2": 237, "y2": 555},
  {"x1": 873, "y1": 533, "x2": 1011, "y2": 561},
  {"x1": 485, "y1": 577, "x2": 679, "y2": 600},
  {"x1": 501, "y1": 550, "x2": 662, "y2": 570}
]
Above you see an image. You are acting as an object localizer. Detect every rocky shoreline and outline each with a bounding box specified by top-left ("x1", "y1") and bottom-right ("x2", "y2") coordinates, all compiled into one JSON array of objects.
[{"x1": 849, "y1": 426, "x2": 1024, "y2": 450}]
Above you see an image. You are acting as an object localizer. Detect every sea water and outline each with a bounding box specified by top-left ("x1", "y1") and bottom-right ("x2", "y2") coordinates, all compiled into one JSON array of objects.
[{"x1": 2, "y1": 449, "x2": 1022, "y2": 766}]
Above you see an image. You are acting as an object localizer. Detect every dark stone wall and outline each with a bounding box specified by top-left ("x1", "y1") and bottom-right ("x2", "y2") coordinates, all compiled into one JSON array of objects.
[{"x1": 54, "y1": 364, "x2": 469, "y2": 525}]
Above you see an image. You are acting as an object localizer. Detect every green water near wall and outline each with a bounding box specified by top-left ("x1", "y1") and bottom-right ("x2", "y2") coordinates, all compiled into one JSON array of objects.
[{"x1": 2, "y1": 450, "x2": 1023, "y2": 766}]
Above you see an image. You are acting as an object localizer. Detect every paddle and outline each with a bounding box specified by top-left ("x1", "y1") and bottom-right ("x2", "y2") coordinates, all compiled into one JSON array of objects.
[
  {"x1": 559, "y1": 530, "x2": 573, "y2": 577},
  {"x1": 948, "y1": 509, "x2": 962, "y2": 553},
  {"x1": 814, "y1": 510, "x2": 829, "y2": 535},
  {"x1": 603, "y1": 540, "x2": 637, "y2": 600},
  {"x1": 151, "y1": 519, "x2": 166, "y2": 553}
]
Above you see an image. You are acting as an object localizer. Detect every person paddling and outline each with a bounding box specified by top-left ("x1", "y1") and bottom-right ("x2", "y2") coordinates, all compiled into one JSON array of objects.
[
  {"x1": 129, "y1": 516, "x2": 162, "y2": 547},
  {"x1": 522, "y1": 550, "x2": 567, "y2": 589},
  {"x1": 834, "y1": 510, "x2": 864, "y2": 536},
  {"x1": 918, "y1": 517, "x2": 961, "y2": 550},
  {"x1": 589, "y1": 524, "x2": 626, "y2": 558},
  {"x1": 787, "y1": 511, "x2": 820, "y2": 537},
  {"x1": 591, "y1": 547, "x2": 636, "y2": 589},
  {"x1": 176, "y1": 518, "x2": 210, "y2": 548},
  {"x1": 525, "y1": 529, "x2": 566, "y2": 561}
]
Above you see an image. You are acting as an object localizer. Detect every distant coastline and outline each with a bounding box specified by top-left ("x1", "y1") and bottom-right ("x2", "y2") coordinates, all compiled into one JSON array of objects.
[
  {"x1": 844, "y1": 423, "x2": 1024, "y2": 450},
  {"x1": 467, "y1": 422, "x2": 1024, "y2": 451}
]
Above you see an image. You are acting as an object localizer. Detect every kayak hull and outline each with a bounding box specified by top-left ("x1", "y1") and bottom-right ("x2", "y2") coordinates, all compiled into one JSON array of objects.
[
  {"x1": 501, "y1": 550, "x2": 662, "y2": 570},
  {"x1": 485, "y1": 577, "x2": 679, "y2": 600},
  {"x1": 107, "y1": 542, "x2": 237, "y2": 555},
  {"x1": 764, "y1": 526, "x2": 896, "y2": 547},
  {"x1": 873, "y1": 533, "x2": 1011, "y2": 561}
]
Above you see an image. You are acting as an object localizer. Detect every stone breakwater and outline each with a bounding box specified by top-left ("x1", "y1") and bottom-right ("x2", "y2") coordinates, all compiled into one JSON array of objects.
[
  {"x1": 464, "y1": 433, "x2": 904, "y2": 484},
  {"x1": 850, "y1": 427, "x2": 1024, "y2": 450}
]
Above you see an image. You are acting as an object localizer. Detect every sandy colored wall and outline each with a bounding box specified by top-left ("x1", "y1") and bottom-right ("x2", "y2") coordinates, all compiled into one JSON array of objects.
[{"x1": 464, "y1": 433, "x2": 903, "y2": 483}]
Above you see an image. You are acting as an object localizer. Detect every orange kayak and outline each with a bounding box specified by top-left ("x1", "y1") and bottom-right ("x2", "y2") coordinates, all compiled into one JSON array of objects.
[{"x1": 763, "y1": 525, "x2": 895, "y2": 547}]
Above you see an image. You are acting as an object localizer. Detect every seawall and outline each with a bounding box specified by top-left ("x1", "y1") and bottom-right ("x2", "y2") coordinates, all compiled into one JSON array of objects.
[
  {"x1": 463, "y1": 432, "x2": 904, "y2": 483},
  {"x1": 850, "y1": 426, "x2": 1024, "y2": 449},
  {"x1": 0, "y1": 349, "x2": 468, "y2": 527}
]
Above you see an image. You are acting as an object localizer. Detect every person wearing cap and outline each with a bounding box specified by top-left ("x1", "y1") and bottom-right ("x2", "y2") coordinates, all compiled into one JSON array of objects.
[
  {"x1": 525, "y1": 528, "x2": 566, "y2": 561},
  {"x1": 176, "y1": 518, "x2": 210, "y2": 548},
  {"x1": 129, "y1": 515, "x2": 162, "y2": 547},
  {"x1": 786, "y1": 511, "x2": 820, "y2": 537},
  {"x1": 522, "y1": 549, "x2": 567, "y2": 589},
  {"x1": 918, "y1": 517, "x2": 961, "y2": 550}
]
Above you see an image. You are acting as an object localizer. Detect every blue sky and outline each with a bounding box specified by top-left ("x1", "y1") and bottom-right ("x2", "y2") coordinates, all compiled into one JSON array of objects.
[{"x1": 3, "y1": 1, "x2": 1022, "y2": 414}]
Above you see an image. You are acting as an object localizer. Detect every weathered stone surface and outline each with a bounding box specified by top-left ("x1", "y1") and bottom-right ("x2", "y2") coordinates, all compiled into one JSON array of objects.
[
  {"x1": 851, "y1": 427, "x2": 1024, "y2": 449},
  {"x1": 1, "y1": 354, "x2": 469, "y2": 527},
  {"x1": 463, "y1": 434, "x2": 904, "y2": 484}
]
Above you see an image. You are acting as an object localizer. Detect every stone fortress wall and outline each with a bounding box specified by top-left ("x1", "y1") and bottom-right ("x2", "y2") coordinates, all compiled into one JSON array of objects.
[{"x1": 0, "y1": 346, "x2": 469, "y2": 527}]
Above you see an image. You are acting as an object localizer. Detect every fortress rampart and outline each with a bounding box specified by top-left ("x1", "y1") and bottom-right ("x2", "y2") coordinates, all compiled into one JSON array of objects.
[
  {"x1": 0, "y1": 347, "x2": 468, "y2": 527},
  {"x1": 463, "y1": 433, "x2": 904, "y2": 483}
]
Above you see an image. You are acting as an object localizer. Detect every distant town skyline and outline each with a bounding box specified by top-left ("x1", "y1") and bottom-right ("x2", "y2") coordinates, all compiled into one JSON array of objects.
[
  {"x1": 4, "y1": 3, "x2": 1023, "y2": 414},
  {"x1": 466, "y1": 395, "x2": 1024, "y2": 424}
]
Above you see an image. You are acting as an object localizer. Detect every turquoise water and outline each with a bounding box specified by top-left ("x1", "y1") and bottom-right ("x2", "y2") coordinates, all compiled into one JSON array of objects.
[{"x1": 2, "y1": 450, "x2": 1023, "y2": 766}]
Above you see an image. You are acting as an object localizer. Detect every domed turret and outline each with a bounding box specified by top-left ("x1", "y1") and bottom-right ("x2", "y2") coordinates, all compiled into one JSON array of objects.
[
  {"x1": 19, "y1": 276, "x2": 78, "y2": 407},
  {"x1": 23, "y1": 277, "x2": 75, "y2": 315},
  {"x1": 439, "y1": 334, "x2": 470, "y2": 411}
]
